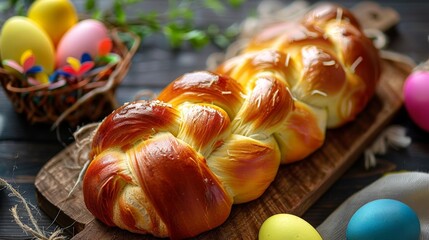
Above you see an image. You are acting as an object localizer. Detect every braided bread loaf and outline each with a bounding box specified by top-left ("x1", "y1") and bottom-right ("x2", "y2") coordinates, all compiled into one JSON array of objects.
[{"x1": 83, "y1": 3, "x2": 380, "y2": 239}]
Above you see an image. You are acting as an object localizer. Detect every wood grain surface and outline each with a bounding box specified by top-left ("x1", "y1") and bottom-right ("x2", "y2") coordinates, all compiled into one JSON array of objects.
[{"x1": 33, "y1": 58, "x2": 411, "y2": 240}]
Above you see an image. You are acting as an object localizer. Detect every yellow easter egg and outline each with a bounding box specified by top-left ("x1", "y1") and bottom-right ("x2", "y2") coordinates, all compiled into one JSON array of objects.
[
  {"x1": 28, "y1": 0, "x2": 78, "y2": 46},
  {"x1": 0, "y1": 16, "x2": 55, "y2": 74},
  {"x1": 259, "y1": 214, "x2": 323, "y2": 240}
]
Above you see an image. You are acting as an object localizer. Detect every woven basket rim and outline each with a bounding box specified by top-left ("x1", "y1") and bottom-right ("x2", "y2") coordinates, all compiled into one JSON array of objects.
[
  {"x1": 0, "y1": 28, "x2": 136, "y2": 94},
  {"x1": 0, "y1": 28, "x2": 141, "y2": 127}
]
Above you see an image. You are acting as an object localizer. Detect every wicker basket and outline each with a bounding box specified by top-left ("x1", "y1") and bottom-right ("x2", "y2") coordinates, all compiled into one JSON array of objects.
[{"x1": 0, "y1": 29, "x2": 140, "y2": 127}]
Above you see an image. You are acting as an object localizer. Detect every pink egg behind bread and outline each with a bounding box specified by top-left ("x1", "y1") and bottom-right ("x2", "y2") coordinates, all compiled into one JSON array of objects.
[
  {"x1": 56, "y1": 19, "x2": 109, "y2": 67},
  {"x1": 403, "y1": 71, "x2": 429, "y2": 132}
]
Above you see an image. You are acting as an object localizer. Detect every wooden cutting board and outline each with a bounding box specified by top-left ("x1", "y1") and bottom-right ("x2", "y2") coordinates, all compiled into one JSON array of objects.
[{"x1": 34, "y1": 57, "x2": 412, "y2": 240}]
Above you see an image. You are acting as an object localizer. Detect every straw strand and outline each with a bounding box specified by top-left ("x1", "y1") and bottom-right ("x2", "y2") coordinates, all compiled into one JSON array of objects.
[{"x1": 0, "y1": 178, "x2": 67, "y2": 240}]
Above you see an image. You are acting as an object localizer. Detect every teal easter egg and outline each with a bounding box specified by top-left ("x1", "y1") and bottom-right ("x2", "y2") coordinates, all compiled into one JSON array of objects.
[{"x1": 346, "y1": 199, "x2": 420, "y2": 240}]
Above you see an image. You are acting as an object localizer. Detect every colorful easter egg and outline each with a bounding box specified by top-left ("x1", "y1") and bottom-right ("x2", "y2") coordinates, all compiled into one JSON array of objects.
[
  {"x1": 0, "y1": 16, "x2": 55, "y2": 74},
  {"x1": 259, "y1": 214, "x2": 323, "y2": 240},
  {"x1": 56, "y1": 19, "x2": 109, "y2": 67},
  {"x1": 28, "y1": 0, "x2": 78, "y2": 46},
  {"x1": 403, "y1": 71, "x2": 429, "y2": 132},
  {"x1": 346, "y1": 199, "x2": 420, "y2": 240}
]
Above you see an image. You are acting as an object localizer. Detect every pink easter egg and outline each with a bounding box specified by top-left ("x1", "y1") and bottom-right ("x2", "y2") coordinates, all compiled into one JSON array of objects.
[
  {"x1": 403, "y1": 71, "x2": 429, "y2": 132},
  {"x1": 56, "y1": 19, "x2": 109, "y2": 67}
]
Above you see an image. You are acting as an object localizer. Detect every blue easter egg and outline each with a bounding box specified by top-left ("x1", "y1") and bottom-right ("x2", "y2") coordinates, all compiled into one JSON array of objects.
[{"x1": 346, "y1": 199, "x2": 420, "y2": 240}]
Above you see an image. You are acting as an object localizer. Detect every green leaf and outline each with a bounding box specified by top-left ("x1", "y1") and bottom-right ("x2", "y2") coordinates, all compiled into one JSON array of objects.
[
  {"x1": 168, "y1": 7, "x2": 194, "y2": 21},
  {"x1": 180, "y1": 8, "x2": 194, "y2": 21},
  {"x1": 185, "y1": 30, "x2": 209, "y2": 49},
  {"x1": 204, "y1": 0, "x2": 225, "y2": 14},
  {"x1": 91, "y1": 9, "x2": 103, "y2": 20},
  {"x1": 138, "y1": 11, "x2": 161, "y2": 32},
  {"x1": 163, "y1": 23, "x2": 186, "y2": 48},
  {"x1": 113, "y1": 0, "x2": 127, "y2": 24},
  {"x1": 206, "y1": 22, "x2": 240, "y2": 49},
  {"x1": 125, "y1": 0, "x2": 140, "y2": 4},
  {"x1": 85, "y1": 0, "x2": 97, "y2": 13},
  {"x1": 203, "y1": 0, "x2": 225, "y2": 14},
  {"x1": 207, "y1": 24, "x2": 220, "y2": 35},
  {"x1": 130, "y1": 25, "x2": 150, "y2": 39},
  {"x1": 213, "y1": 34, "x2": 230, "y2": 49},
  {"x1": 228, "y1": 0, "x2": 244, "y2": 8},
  {"x1": 224, "y1": 23, "x2": 240, "y2": 38},
  {"x1": 13, "y1": 0, "x2": 25, "y2": 16}
]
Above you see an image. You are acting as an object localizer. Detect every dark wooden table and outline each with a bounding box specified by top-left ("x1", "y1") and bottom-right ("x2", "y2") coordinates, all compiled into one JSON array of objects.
[{"x1": 1, "y1": 0, "x2": 429, "y2": 239}]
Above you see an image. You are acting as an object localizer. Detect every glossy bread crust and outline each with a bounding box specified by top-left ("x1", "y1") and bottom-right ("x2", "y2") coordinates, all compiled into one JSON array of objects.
[
  {"x1": 83, "y1": 3, "x2": 381, "y2": 239},
  {"x1": 238, "y1": 3, "x2": 380, "y2": 127}
]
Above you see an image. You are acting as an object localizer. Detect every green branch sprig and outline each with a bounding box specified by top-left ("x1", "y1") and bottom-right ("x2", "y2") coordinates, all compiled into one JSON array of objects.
[{"x1": 1, "y1": 0, "x2": 244, "y2": 50}]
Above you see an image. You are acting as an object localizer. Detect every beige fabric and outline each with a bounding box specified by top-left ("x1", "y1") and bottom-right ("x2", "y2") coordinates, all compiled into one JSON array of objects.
[{"x1": 317, "y1": 172, "x2": 429, "y2": 240}]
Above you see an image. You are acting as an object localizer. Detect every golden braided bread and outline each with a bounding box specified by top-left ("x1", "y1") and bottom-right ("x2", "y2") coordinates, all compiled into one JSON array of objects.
[{"x1": 83, "y1": 3, "x2": 380, "y2": 239}]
